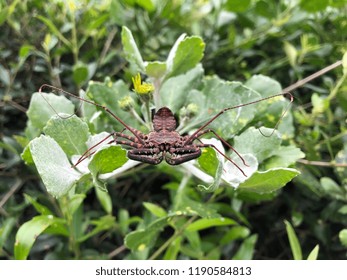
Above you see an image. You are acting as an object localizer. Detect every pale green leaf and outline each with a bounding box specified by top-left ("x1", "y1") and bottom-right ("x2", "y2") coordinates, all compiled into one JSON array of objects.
[
  {"x1": 186, "y1": 217, "x2": 237, "y2": 232},
  {"x1": 121, "y1": 26, "x2": 145, "y2": 72},
  {"x1": 232, "y1": 234, "x2": 258, "y2": 260},
  {"x1": 307, "y1": 245, "x2": 319, "y2": 260},
  {"x1": 284, "y1": 220, "x2": 302, "y2": 260},
  {"x1": 29, "y1": 135, "x2": 83, "y2": 198},
  {"x1": 43, "y1": 114, "x2": 90, "y2": 157},
  {"x1": 27, "y1": 92, "x2": 75, "y2": 133},
  {"x1": 339, "y1": 229, "x2": 347, "y2": 247},
  {"x1": 14, "y1": 215, "x2": 66, "y2": 260},
  {"x1": 143, "y1": 202, "x2": 167, "y2": 218}
]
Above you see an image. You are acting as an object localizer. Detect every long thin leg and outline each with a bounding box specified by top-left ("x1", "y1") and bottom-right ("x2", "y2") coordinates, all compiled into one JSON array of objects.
[
  {"x1": 74, "y1": 132, "x2": 143, "y2": 167},
  {"x1": 190, "y1": 128, "x2": 249, "y2": 167},
  {"x1": 39, "y1": 84, "x2": 146, "y2": 144},
  {"x1": 197, "y1": 143, "x2": 247, "y2": 177}
]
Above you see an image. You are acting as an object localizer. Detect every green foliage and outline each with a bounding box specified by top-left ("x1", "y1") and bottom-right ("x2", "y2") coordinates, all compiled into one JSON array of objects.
[{"x1": 1, "y1": 0, "x2": 346, "y2": 261}]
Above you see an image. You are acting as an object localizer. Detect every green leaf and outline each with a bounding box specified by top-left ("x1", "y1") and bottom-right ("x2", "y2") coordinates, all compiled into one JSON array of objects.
[
  {"x1": 320, "y1": 177, "x2": 345, "y2": 200},
  {"x1": 160, "y1": 64, "x2": 203, "y2": 112},
  {"x1": 163, "y1": 236, "x2": 182, "y2": 260},
  {"x1": 220, "y1": 226, "x2": 250, "y2": 245},
  {"x1": 198, "y1": 147, "x2": 219, "y2": 176},
  {"x1": 0, "y1": 64, "x2": 10, "y2": 86},
  {"x1": 88, "y1": 145, "x2": 128, "y2": 175},
  {"x1": 73, "y1": 63, "x2": 89, "y2": 86},
  {"x1": 265, "y1": 146, "x2": 305, "y2": 169},
  {"x1": 312, "y1": 93, "x2": 329, "y2": 115},
  {"x1": 239, "y1": 168, "x2": 300, "y2": 194},
  {"x1": 245, "y1": 75, "x2": 282, "y2": 98},
  {"x1": 232, "y1": 234, "x2": 258, "y2": 260},
  {"x1": 125, "y1": 216, "x2": 174, "y2": 252},
  {"x1": 21, "y1": 145, "x2": 34, "y2": 165},
  {"x1": 121, "y1": 26, "x2": 145, "y2": 72},
  {"x1": 143, "y1": 202, "x2": 167, "y2": 218},
  {"x1": 233, "y1": 127, "x2": 282, "y2": 163},
  {"x1": 223, "y1": 154, "x2": 258, "y2": 188},
  {"x1": 136, "y1": 0, "x2": 155, "y2": 12},
  {"x1": 110, "y1": 0, "x2": 126, "y2": 25},
  {"x1": 339, "y1": 229, "x2": 347, "y2": 247},
  {"x1": 43, "y1": 114, "x2": 90, "y2": 157},
  {"x1": 186, "y1": 217, "x2": 237, "y2": 232},
  {"x1": 86, "y1": 80, "x2": 140, "y2": 131},
  {"x1": 24, "y1": 194, "x2": 53, "y2": 215},
  {"x1": 185, "y1": 78, "x2": 261, "y2": 138},
  {"x1": 19, "y1": 44, "x2": 34, "y2": 59},
  {"x1": 300, "y1": 0, "x2": 329, "y2": 12},
  {"x1": 27, "y1": 92, "x2": 75, "y2": 133},
  {"x1": 145, "y1": 61, "x2": 167, "y2": 79},
  {"x1": 284, "y1": 41, "x2": 298, "y2": 67},
  {"x1": 78, "y1": 215, "x2": 116, "y2": 242},
  {"x1": 343, "y1": 51, "x2": 347, "y2": 75},
  {"x1": 307, "y1": 245, "x2": 319, "y2": 260},
  {"x1": 284, "y1": 220, "x2": 302, "y2": 260},
  {"x1": 0, "y1": 218, "x2": 16, "y2": 252},
  {"x1": 67, "y1": 194, "x2": 86, "y2": 216},
  {"x1": 95, "y1": 187, "x2": 113, "y2": 214},
  {"x1": 36, "y1": 15, "x2": 71, "y2": 47},
  {"x1": 238, "y1": 168, "x2": 300, "y2": 193},
  {"x1": 338, "y1": 205, "x2": 347, "y2": 215},
  {"x1": 29, "y1": 135, "x2": 83, "y2": 198},
  {"x1": 118, "y1": 209, "x2": 130, "y2": 235},
  {"x1": 225, "y1": 0, "x2": 251, "y2": 12},
  {"x1": 14, "y1": 215, "x2": 65, "y2": 260},
  {"x1": 174, "y1": 196, "x2": 220, "y2": 219},
  {"x1": 166, "y1": 35, "x2": 205, "y2": 78}
]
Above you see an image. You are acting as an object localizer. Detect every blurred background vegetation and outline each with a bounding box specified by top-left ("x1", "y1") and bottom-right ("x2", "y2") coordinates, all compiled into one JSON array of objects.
[{"x1": 1, "y1": 0, "x2": 347, "y2": 259}]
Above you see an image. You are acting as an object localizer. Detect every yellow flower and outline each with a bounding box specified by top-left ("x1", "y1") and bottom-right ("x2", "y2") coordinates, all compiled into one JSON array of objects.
[{"x1": 132, "y1": 73, "x2": 154, "y2": 94}]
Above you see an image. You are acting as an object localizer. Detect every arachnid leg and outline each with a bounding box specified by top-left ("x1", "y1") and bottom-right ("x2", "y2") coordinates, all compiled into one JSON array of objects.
[
  {"x1": 192, "y1": 128, "x2": 249, "y2": 167},
  {"x1": 197, "y1": 143, "x2": 247, "y2": 177},
  {"x1": 165, "y1": 147, "x2": 201, "y2": 165},
  {"x1": 127, "y1": 148, "x2": 163, "y2": 164}
]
